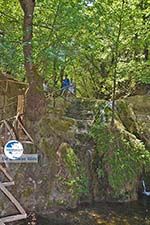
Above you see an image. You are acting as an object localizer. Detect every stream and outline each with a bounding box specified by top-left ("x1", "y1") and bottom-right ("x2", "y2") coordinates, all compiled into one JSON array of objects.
[{"x1": 18, "y1": 198, "x2": 150, "y2": 225}]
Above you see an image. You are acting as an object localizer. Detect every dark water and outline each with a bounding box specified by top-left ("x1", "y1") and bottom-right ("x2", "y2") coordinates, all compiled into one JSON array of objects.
[{"x1": 19, "y1": 198, "x2": 150, "y2": 225}]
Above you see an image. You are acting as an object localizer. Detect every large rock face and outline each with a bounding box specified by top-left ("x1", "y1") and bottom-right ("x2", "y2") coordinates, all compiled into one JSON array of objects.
[
  {"x1": 0, "y1": 95, "x2": 150, "y2": 216},
  {"x1": 126, "y1": 95, "x2": 150, "y2": 148}
]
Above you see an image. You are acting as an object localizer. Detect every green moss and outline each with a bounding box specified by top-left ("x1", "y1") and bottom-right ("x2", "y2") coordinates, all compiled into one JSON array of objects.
[
  {"x1": 126, "y1": 95, "x2": 150, "y2": 114},
  {"x1": 40, "y1": 138, "x2": 56, "y2": 158},
  {"x1": 39, "y1": 116, "x2": 75, "y2": 138},
  {"x1": 116, "y1": 100, "x2": 139, "y2": 134},
  {"x1": 90, "y1": 119, "x2": 150, "y2": 200},
  {"x1": 48, "y1": 118, "x2": 74, "y2": 132},
  {"x1": 38, "y1": 115, "x2": 75, "y2": 159},
  {"x1": 22, "y1": 187, "x2": 33, "y2": 198},
  {"x1": 57, "y1": 146, "x2": 88, "y2": 201}
]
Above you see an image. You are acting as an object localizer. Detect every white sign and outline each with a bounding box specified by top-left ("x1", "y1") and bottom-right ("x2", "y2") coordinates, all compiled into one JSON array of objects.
[{"x1": 4, "y1": 140, "x2": 24, "y2": 160}]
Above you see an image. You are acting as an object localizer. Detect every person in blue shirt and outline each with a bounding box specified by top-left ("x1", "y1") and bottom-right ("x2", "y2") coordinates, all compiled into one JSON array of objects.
[
  {"x1": 61, "y1": 75, "x2": 70, "y2": 94},
  {"x1": 62, "y1": 75, "x2": 70, "y2": 87}
]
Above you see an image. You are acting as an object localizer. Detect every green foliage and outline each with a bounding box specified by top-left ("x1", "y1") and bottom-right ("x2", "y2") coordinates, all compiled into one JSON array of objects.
[
  {"x1": 109, "y1": 135, "x2": 147, "y2": 190},
  {"x1": 90, "y1": 119, "x2": 150, "y2": 195},
  {"x1": 64, "y1": 147, "x2": 79, "y2": 175},
  {"x1": 0, "y1": 0, "x2": 149, "y2": 93},
  {"x1": 90, "y1": 123, "x2": 113, "y2": 154},
  {"x1": 0, "y1": 0, "x2": 24, "y2": 78},
  {"x1": 63, "y1": 147, "x2": 89, "y2": 197}
]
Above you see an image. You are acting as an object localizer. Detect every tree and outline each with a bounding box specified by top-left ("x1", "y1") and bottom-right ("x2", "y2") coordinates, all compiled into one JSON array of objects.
[
  {"x1": 111, "y1": 0, "x2": 125, "y2": 126},
  {"x1": 19, "y1": 0, "x2": 35, "y2": 83},
  {"x1": 0, "y1": 0, "x2": 149, "y2": 99},
  {"x1": 19, "y1": 0, "x2": 46, "y2": 121}
]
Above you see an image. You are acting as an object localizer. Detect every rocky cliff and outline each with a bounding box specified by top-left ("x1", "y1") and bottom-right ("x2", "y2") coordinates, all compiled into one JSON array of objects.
[{"x1": 0, "y1": 95, "x2": 150, "y2": 216}]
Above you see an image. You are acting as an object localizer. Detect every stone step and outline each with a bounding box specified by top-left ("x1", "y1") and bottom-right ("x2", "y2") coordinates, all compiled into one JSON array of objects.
[
  {"x1": 66, "y1": 111, "x2": 94, "y2": 120},
  {"x1": 76, "y1": 119, "x2": 93, "y2": 130},
  {"x1": 75, "y1": 128, "x2": 89, "y2": 135},
  {"x1": 69, "y1": 98, "x2": 104, "y2": 110},
  {"x1": 65, "y1": 99, "x2": 100, "y2": 117},
  {"x1": 67, "y1": 118, "x2": 93, "y2": 135},
  {"x1": 75, "y1": 133, "x2": 92, "y2": 144},
  {"x1": 136, "y1": 114, "x2": 150, "y2": 121}
]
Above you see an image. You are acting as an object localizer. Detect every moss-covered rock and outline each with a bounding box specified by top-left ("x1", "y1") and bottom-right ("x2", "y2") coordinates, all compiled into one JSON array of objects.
[
  {"x1": 0, "y1": 94, "x2": 150, "y2": 214},
  {"x1": 49, "y1": 145, "x2": 88, "y2": 208},
  {"x1": 126, "y1": 95, "x2": 150, "y2": 148},
  {"x1": 116, "y1": 100, "x2": 139, "y2": 135},
  {"x1": 89, "y1": 96, "x2": 150, "y2": 201}
]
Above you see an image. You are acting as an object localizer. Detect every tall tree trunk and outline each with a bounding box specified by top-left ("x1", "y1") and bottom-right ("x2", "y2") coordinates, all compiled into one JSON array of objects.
[
  {"x1": 111, "y1": 0, "x2": 125, "y2": 127},
  {"x1": 19, "y1": 0, "x2": 46, "y2": 122}
]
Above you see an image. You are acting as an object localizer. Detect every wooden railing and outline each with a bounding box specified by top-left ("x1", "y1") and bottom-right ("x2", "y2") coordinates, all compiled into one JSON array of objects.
[{"x1": 0, "y1": 165, "x2": 27, "y2": 225}]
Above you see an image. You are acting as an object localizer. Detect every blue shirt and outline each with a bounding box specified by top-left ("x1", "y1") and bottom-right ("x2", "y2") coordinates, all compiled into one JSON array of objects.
[{"x1": 62, "y1": 78, "x2": 70, "y2": 87}]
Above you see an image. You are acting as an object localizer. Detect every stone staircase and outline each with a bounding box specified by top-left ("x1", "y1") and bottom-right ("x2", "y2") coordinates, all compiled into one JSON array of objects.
[{"x1": 65, "y1": 98, "x2": 98, "y2": 155}]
